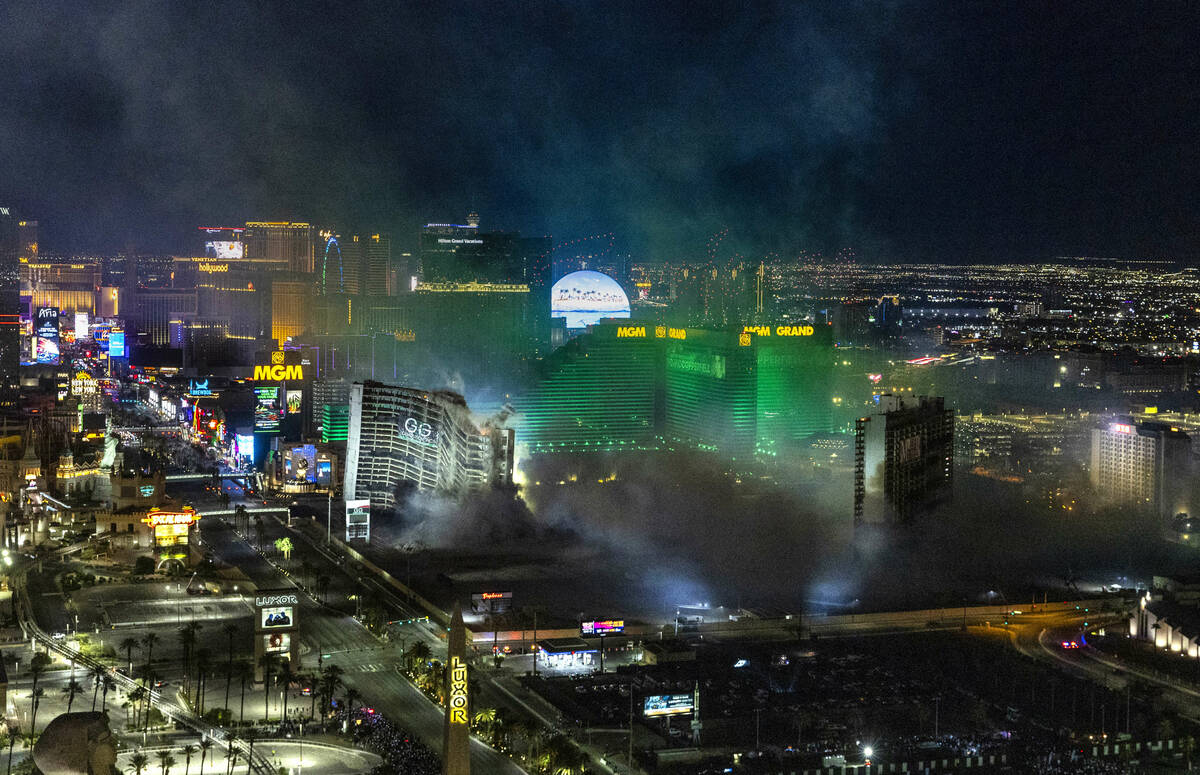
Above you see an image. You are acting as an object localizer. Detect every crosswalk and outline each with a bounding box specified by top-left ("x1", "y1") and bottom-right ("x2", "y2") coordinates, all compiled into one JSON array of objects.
[{"x1": 354, "y1": 662, "x2": 389, "y2": 672}]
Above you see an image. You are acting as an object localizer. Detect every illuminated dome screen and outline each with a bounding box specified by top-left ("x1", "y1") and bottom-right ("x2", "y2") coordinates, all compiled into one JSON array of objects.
[{"x1": 550, "y1": 270, "x2": 631, "y2": 329}]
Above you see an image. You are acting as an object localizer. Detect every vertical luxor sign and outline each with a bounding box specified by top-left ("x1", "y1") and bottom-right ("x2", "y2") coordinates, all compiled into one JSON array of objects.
[{"x1": 448, "y1": 656, "x2": 468, "y2": 723}]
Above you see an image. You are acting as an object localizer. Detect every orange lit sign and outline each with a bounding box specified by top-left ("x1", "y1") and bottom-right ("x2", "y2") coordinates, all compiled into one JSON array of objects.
[{"x1": 142, "y1": 508, "x2": 199, "y2": 527}]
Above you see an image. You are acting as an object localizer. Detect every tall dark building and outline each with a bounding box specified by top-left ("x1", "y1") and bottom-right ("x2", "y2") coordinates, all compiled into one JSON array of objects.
[
  {"x1": 854, "y1": 395, "x2": 954, "y2": 525},
  {"x1": 0, "y1": 208, "x2": 20, "y2": 406}
]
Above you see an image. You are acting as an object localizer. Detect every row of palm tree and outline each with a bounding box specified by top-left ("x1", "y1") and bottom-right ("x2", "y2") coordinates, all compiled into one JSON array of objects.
[{"x1": 125, "y1": 736, "x2": 234, "y2": 775}]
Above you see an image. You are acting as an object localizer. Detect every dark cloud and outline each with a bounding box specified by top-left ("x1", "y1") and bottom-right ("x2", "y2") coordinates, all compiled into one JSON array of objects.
[{"x1": 2, "y1": 1, "x2": 1198, "y2": 259}]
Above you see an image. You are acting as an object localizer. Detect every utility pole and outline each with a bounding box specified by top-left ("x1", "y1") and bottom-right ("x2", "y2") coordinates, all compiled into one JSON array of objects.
[
  {"x1": 628, "y1": 688, "x2": 634, "y2": 768},
  {"x1": 532, "y1": 608, "x2": 539, "y2": 676},
  {"x1": 326, "y1": 493, "x2": 332, "y2": 544}
]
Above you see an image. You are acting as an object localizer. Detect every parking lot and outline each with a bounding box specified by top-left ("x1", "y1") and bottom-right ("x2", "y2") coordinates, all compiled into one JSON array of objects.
[{"x1": 73, "y1": 582, "x2": 253, "y2": 629}]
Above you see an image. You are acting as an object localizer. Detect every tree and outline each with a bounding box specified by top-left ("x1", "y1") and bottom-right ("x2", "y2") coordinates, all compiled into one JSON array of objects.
[
  {"x1": 319, "y1": 664, "x2": 343, "y2": 717},
  {"x1": 119, "y1": 636, "x2": 140, "y2": 672},
  {"x1": 405, "y1": 641, "x2": 432, "y2": 673},
  {"x1": 179, "y1": 622, "x2": 200, "y2": 697},
  {"x1": 235, "y1": 661, "x2": 254, "y2": 726},
  {"x1": 276, "y1": 661, "x2": 296, "y2": 721},
  {"x1": 128, "y1": 686, "x2": 147, "y2": 729},
  {"x1": 6, "y1": 723, "x2": 19, "y2": 775},
  {"x1": 254, "y1": 515, "x2": 265, "y2": 551},
  {"x1": 142, "y1": 632, "x2": 160, "y2": 680},
  {"x1": 233, "y1": 504, "x2": 247, "y2": 536},
  {"x1": 1183, "y1": 734, "x2": 1196, "y2": 771},
  {"x1": 343, "y1": 687, "x2": 360, "y2": 721},
  {"x1": 273, "y1": 537, "x2": 293, "y2": 561},
  {"x1": 101, "y1": 677, "x2": 116, "y2": 712},
  {"x1": 258, "y1": 654, "x2": 279, "y2": 722},
  {"x1": 198, "y1": 739, "x2": 214, "y2": 775},
  {"x1": 155, "y1": 750, "x2": 176, "y2": 775},
  {"x1": 130, "y1": 751, "x2": 149, "y2": 775},
  {"x1": 61, "y1": 679, "x2": 83, "y2": 713},
  {"x1": 29, "y1": 688, "x2": 44, "y2": 741},
  {"x1": 316, "y1": 574, "x2": 330, "y2": 605},
  {"x1": 195, "y1": 648, "x2": 212, "y2": 714},
  {"x1": 180, "y1": 744, "x2": 197, "y2": 775},
  {"x1": 222, "y1": 622, "x2": 237, "y2": 715},
  {"x1": 90, "y1": 663, "x2": 107, "y2": 711}
]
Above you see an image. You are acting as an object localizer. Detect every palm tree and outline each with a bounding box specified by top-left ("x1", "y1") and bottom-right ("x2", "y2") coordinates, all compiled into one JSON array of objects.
[
  {"x1": 130, "y1": 751, "x2": 149, "y2": 775},
  {"x1": 62, "y1": 678, "x2": 83, "y2": 713},
  {"x1": 6, "y1": 723, "x2": 19, "y2": 775},
  {"x1": 179, "y1": 623, "x2": 200, "y2": 696},
  {"x1": 180, "y1": 744, "x2": 197, "y2": 775},
  {"x1": 1184, "y1": 734, "x2": 1197, "y2": 771},
  {"x1": 316, "y1": 574, "x2": 330, "y2": 605},
  {"x1": 235, "y1": 661, "x2": 254, "y2": 726},
  {"x1": 343, "y1": 687, "x2": 360, "y2": 721},
  {"x1": 276, "y1": 661, "x2": 296, "y2": 721},
  {"x1": 90, "y1": 664, "x2": 107, "y2": 710},
  {"x1": 244, "y1": 731, "x2": 256, "y2": 775},
  {"x1": 195, "y1": 648, "x2": 212, "y2": 714},
  {"x1": 142, "y1": 632, "x2": 160, "y2": 680},
  {"x1": 319, "y1": 664, "x2": 343, "y2": 716},
  {"x1": 258, "y1": 654, "x2": 279, "y2": 722},
  {"x1": 128, "y1": 686, "x2": 147, "y2": 729},
  {"x1": 101, "y1": 677, "x2": 116, "y2": 712},
  {"x1": 155, "y1": 750, "x2": 176, "y2": 775},
  {"x1": 120, "y1": 636, "x2": 140, "y2": 672},
  {"x1": 222, "y1": 622, "x2": 237, "y2": 714},
  {"x1": 253, "y1": 515, "x2": 265, "y2": 551},
  {"x1": 29, "y1": 687, "x2": 44, "y2": 740},
  {"x1": 405, "y1": 641, "x2": 432, "y2": 673},
  {"x1": 198, "y1": 739, "x2": 213, "y2": 775}
]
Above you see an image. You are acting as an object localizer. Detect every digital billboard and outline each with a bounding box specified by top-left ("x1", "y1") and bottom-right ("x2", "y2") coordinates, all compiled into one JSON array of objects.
[
  {"x1": 286, "y1": 389, "x2": 303, "y2": 415},
  {"x1": 205, "y1": 240, "x2": 245, "y2": 259},
  {"x1": 581, "y1": 619, "x2": 625, "y2": 636},
  {"x1": 550, "y1": 270, "x2": 630, "y2": 329},
  {"x1": 643, "y1": 694, "x2": 694, "y2": 717},
  {"x1": 346, "y1": 499, "x2": 370, "y2": 541},
  {"x1": 263, "y1": 632, "x2": 291, "y2": 654},
  {"x1": 253, "y1": 386, "x2": 282, "y2": 432},
  {"x1": 35, "y1": 307, "x2": 59, "y2": 364},
  {"x1": 74, "y1": 311, "x2": 89, "y2": 341},
  {"x1": 316, "y1": 459, "x2": 332, "y2": 485},
  {"x1": 261, "y1": 606, "x2": 295, "y2": 629},
  {"x1": 235, "y1": 433, "x2": 255, "y2": 464},
  {"x1": 286, "y1": 444, "x2": 317, "y2": 482},
  {"x1": 471, "y1": 591, "x2": 513, "y2": 615},
  {"x1": 108, "y1": 330, "x2": 125, "y2": 357}
]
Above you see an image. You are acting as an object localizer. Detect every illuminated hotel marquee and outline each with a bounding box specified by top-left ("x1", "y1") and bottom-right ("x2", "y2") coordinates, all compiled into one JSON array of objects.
[
  {"x1": 448, "y1": 656, "x2": 468, "y2": 724},
  {"x1": 743, "y1": 324, "x2": 815, "y2": 337},
  {"x1": 253, "y1": 352, "x2": 303, "y2": 381},
  {"x1": 142, "y1": 507, "x2": 200, "y2": 527},
  {"x1": 198, "y1": 263, "x2": 229, "y2": 273}
]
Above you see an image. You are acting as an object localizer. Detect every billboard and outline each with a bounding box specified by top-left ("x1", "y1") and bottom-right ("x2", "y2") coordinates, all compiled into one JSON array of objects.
[
  {"x1": 550, "y1": 270, "x2": 630, "y2": 329},
  {"x1": 316, "y1": 459, "x2": 332, "y2": 485},
  {"x1": 471, "y1": 591, "x2": 513, "y2": 615},
  {"x1": 261, "y1": 606, "x2": 295, "y2": 629},
  {"x1": 581, "y1": 619, "x2": 625, "y2": 636},
  {"x1": 253, "y1": 386, "x2": 282, "y2": 432},
  {"x1": 108, "y1": 330, "x2": 125, "y2": 357},
  {"x1": 74, "y1": 311, "x2": 89, "y2": 341},
  {"x1": 263, "y1": 632, "x2": 291, "y2": 654},
  {"x1": 235, "y1": 433, "x2": 255, "y2": 464},
  {"x1": 346, "y1": 499, "x2": 370, "y2": 541},
  {"x1": 35, "y1": 307, "x2": 59, "y2": 364},
  {"x1": 205, "y1": 240, "x2": 245, "y2": 259},
  {"x1": 643, "y1": 694, "x2": 694, "y2": 718},
  {"x1": 286, "y1": 389, "x2": 303, "y2": 415},
  {"x1": 286, "y1": 444, "x2": 317, "y2": 482}
]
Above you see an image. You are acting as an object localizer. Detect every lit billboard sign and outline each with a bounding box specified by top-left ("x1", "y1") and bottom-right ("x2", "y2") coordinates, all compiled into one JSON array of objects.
[
  {"x1": 448, "y1": 656, "x2": 468, "y2": 724},
  {"x1": 346, "y1": 499, "x2": 370, "y2": 541},
  {"x1": 261, "y1": 606, "x2": 295, "y2": 629},
  {"x1": 253, "y1": 364, "x2": 304, "y2": 381},
  {"x1": 551, "y1": 270, "x2": 630, "y2": 329},
  {"x1": 1111, "y1": 423, "x2": 1134, "y2": 435},
  {"x1": 235, "y1": 433, "x2": 255, "y2": 463},
  {"x1": 188, "y1": 379, "x2": 213, "y2": 396},
  {"x1": 205, "y1": 241, "x2": 244, "y2": 260},
  {"x1": 286, "y1": 389, "x2": 303, "y2": 415},
  {"x1": 253, "y1": 386, "x2": 282, "y2": 432},
  {"x1": 743, "y1": 324, "x2": 815, "y2": 337},
  {"x1": 74, "y1": 311, "x2": 89, "y2": 341},
  {"x1": 643, "y1": 694, "x2": 693, "y2": 717},
  {"x1": 263, "y1": 632, "x2": 291, "y2": 654},
  {"x1": 108, "y1": 330, "x2": 125, "y2": 357},
  {"x1": 470, "y1": 591, "x2": 513, "y2": 615},
  {"x1": 141, "y1": 508, "x2": 199, "y2": 527},
  {"x1": 581, "y1": 619, "x2": 625, "y2": 636},
  {"x1": 35, "y1": 307, "x2": 59, "y2": 364}
]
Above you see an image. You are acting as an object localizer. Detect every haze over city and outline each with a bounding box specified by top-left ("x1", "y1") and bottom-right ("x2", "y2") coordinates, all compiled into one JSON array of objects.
[{"x1": 2, "y1": 3, "x2": 1200, "y2": 775}]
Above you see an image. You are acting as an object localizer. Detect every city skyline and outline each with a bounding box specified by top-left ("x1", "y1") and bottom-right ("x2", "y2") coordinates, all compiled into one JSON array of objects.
[{"x1": 3, "y1": 2, "x2": 1200, "y2": 262}]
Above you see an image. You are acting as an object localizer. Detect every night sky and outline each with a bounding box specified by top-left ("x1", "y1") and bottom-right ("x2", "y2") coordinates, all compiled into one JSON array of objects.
[{"x1": 2, "y1": 1, "x2": 1199, "y2": 261}]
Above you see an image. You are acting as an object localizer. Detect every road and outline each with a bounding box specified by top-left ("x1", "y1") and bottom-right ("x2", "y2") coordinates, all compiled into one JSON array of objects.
[{"x1": 199, "y1": 513, "x2": 526, "y2": 774}]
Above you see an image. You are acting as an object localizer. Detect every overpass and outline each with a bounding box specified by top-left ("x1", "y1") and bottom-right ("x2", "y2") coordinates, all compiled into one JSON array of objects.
[{"x1": 165, "y1": 472, "x2": 254, "y2": 483}]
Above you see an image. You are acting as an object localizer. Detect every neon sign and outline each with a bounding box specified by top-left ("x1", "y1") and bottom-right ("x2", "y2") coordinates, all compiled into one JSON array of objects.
[
  {"x1": 1111, "y1": 423, "x2": 1133, "y2": 435},
  {"x1": 616, "y1": 326, "x2": 646, "y2": 338},
  {"x1": 198, "y1": 263, "x2": 229, "y2": 273},
  {"x1": 142, "y1": 508, "x2": 199, "y2": 527},
  {"x1": 253, "y1": 364, "x2": 304, "y2": 381},
  {"x1": 743, "y1": 324, "x2": 815, "y2": 337},
  {"x1": 448, "y1": 656, "x2": 468, "y2": 724},
  {"x1": 581, "y1": 619, "x2": 625, "y2": 636}
]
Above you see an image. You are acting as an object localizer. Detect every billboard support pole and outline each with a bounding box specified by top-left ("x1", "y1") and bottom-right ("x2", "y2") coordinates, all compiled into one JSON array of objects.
[{"x1": 326, "y1": 492, "x2": 332, "y2": 544}]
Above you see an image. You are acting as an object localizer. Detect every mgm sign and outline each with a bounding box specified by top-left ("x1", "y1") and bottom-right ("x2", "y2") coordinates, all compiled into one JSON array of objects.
[{"x1": 254, "y1": 589, "x2": 300, "y2": 681}]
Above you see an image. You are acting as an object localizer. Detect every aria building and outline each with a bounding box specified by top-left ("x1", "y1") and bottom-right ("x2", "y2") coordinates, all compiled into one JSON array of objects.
[{"x1": 343, "y1": 381, "x2": 515, "y2": 509}]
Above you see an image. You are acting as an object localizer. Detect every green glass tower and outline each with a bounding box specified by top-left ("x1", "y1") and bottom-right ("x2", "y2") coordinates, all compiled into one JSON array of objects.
[{"x1": 515, "y1": 324, "x2": 661, "y2": 454}]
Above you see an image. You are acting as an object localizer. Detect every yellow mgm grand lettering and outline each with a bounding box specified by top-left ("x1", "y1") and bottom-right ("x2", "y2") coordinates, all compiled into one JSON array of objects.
[
  {"x1": 742, "y1": 324, "x2": 815, "y2": 337},
  {"x1": 448, "y1": 656, "x2": 468, "y2": 724},
  {"x1": 253, "y1": 364, "x2": 304, "y2": 380},
  {"x1": 616, "y1": 325, "x2": 646, "y2": 338}
]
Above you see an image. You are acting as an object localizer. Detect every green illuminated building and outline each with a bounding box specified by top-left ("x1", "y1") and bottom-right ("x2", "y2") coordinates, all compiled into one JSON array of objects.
[
  {"x1": 515, "y1": 324, "x2": 661, "y2": 454},
  {"x1": 321, "y1": 403, "x2": 350, "y2": 443},
  {"x1": 517, "y1": 322, "x2": 833, "y2": 459}
]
